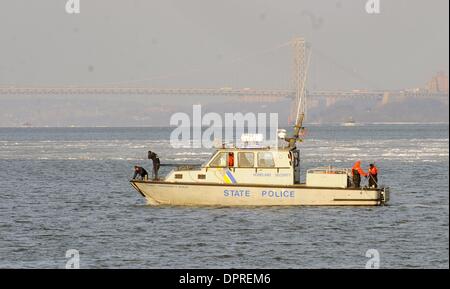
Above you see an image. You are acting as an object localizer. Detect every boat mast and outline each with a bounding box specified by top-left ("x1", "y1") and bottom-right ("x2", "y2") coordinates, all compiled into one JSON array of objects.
[{"x1": 288, "y1": 37, "x2": 311, "y2": 149}]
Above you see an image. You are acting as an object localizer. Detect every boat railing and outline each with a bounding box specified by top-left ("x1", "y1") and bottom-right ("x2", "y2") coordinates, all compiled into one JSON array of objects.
[
  {"x1": 307, "y1": 167, "x2": 351, "y2": 175},
  {"x1": 174, "y1": 165, "x2": 200, "y2": 171},
  {"x1": 160, "y1": 163, "x2": 202, "y2": 171}
]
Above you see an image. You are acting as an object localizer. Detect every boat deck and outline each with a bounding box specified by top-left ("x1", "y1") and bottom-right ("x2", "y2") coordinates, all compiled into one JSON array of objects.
[{"x1": 130, "y1": 179, "x2": 381, "y2": 191}]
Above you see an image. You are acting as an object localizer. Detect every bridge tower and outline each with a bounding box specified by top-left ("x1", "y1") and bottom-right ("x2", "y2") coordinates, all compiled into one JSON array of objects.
[
  {"x1": 290, "y1": 37, "x2": 308, "y2": 126},
  {"x1": 381, "y1": 91, "x2": 391, "y2": 106}
]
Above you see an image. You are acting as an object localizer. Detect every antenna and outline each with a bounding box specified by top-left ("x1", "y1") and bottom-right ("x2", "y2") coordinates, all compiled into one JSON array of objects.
[{"x1": 288, "y1": 37, "x2": 311, "y2": 148}]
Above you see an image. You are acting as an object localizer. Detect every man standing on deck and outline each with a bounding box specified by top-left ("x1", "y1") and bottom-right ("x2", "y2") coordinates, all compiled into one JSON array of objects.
[
  {"x1": 352, "y1": 160, "x2": 367, "y2": 188},
  {"x1": 148, "y1": 151, "x2": 161, "y2": 180},
  {"x1": 368, "y1": 163, "x2": 378, "y2": 188}
]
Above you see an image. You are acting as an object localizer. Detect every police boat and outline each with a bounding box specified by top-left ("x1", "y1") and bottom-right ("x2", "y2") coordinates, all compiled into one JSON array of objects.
[
  {"x1": 130, "y1": 131, "x2": 389, "y2": 206},
  {"x1": 130, "y1": 39, "x2": 389, "y2": 206}
]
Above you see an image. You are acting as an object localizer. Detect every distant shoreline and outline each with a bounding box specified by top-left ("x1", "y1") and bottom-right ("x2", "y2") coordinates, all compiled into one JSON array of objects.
[{"x1": 0, "y1": 122, "x2": 449, "y2": 129}]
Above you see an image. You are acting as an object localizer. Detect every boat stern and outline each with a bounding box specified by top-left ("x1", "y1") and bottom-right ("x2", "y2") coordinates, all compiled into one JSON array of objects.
[{"x1": 380, "y1": 186, "x2": 390, "y2": 205}]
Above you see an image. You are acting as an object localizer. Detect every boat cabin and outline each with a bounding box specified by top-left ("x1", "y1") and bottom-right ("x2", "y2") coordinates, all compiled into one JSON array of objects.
[{"x1": 164, "y1": 147, "x2": 301, "y2": 186}]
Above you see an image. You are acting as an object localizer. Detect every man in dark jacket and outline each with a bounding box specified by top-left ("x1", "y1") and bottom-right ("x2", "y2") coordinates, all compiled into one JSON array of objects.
[
  {"x1": 132, "y1": 166, "x2": 148, "y2": 180},
  {"x1": 148, "y1": 151, "x2": 161, "y2": 180}
]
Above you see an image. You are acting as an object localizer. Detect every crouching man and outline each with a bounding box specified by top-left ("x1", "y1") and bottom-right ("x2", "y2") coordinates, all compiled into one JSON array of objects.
[{"x1": 132, "y1": 165, "x2": 148, "y2": 180}]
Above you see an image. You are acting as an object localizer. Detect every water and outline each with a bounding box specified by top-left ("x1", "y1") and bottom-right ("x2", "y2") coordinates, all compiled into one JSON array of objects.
[{"x1": 0, "y1": 124, "x2": 448, "y2": 268}]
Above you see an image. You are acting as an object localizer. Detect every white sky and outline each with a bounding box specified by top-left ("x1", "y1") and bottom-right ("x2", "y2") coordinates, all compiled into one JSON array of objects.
[{"x1": 0, "y1": 0, "x2": 448, "y2": 92}]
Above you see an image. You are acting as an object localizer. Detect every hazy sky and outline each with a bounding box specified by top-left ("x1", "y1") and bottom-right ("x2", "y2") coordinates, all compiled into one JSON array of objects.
[{"x1": 0, "y1": 0, "x2": 448, "y2": 91}]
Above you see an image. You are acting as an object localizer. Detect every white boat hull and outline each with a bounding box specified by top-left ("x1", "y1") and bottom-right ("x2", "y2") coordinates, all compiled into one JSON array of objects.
[{"x1": 130, "y1": 180, "x2": 389, "y2": 206}]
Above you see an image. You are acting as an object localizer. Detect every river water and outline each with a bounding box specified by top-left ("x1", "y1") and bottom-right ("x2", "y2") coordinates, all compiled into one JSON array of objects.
[{"x1": 0, "y1": 123, "x2": 448, "y2": 268}]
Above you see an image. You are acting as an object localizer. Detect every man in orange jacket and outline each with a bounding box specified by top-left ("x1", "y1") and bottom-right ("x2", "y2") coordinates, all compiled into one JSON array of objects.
[
  {"x1": 368, "y1": 163, "x2": 378, "y2": 188},
  {"x1": 352, "y1": 160, "x2": 367, "y2": 188},
  {"x1": 228, "y1": 152, "x2": 235, "y2": 167}
]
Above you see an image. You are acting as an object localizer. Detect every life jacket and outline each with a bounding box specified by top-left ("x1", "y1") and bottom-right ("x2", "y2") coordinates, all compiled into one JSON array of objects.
[
  {"x1": 369, "y1": 166, "x2": 378, "y2": 175},
  {"x1": 352, "y1": 161, "x2": 367, "y2": 177},
  {"x1": 228, "y1": 153, "x2": 234, "y2": 167}
]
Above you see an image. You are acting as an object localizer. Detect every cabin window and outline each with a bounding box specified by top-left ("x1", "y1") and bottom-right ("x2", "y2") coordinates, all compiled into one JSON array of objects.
[
  {"x1": 198, "y1": 174, "x2": 206, "y2": 179},
  {"x1": 209, "y1": 152, "x2": 228, "y2": 167},
  {"x1": 175, "y1": 174, "x2": 183, "y2": 179},
  {"x1": 257, "y1": 152, "x2": 275, "y2": 168},
  {"x1": 238, "y1": 152, "x2": 254, "y2": 168}
]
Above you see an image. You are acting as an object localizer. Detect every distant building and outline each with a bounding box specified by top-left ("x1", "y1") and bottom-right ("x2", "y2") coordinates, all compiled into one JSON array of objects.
[{"x1": 427, "y1": 71, "x2": 449, "y2": 93}]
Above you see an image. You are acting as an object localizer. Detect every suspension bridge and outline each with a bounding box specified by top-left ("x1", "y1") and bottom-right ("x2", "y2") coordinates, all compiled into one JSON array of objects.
[{"x1": 0, "y1": 37, "x2": 447, "y2": 107}]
